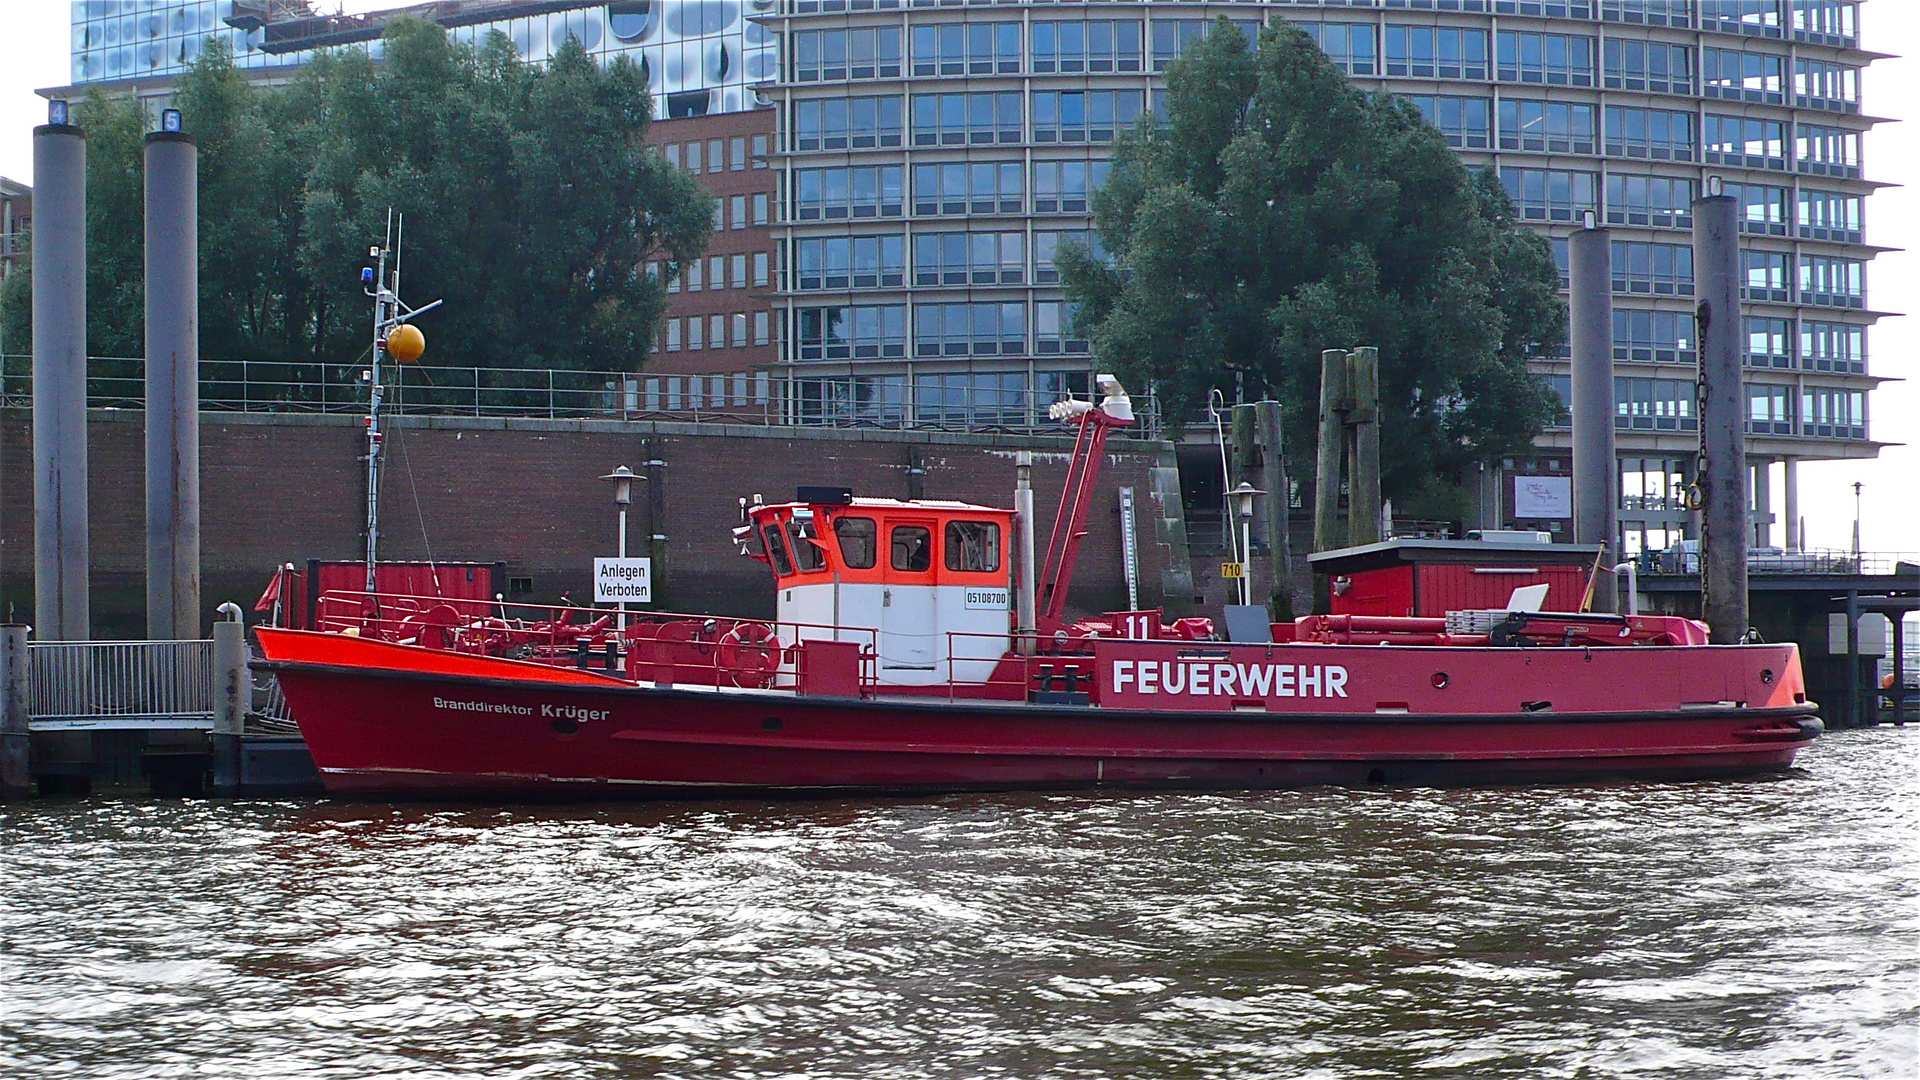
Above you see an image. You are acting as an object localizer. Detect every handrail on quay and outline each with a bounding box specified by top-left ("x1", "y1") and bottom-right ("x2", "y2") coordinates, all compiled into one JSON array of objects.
[{"x1": 0, "y1": 355, "x2": 1164, "y2": 438}]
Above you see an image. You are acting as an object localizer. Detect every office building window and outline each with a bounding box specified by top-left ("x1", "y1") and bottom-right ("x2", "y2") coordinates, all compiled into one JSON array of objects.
[
  {"x1": 1386, "y1": 25, "x2": 1488, "y2": 79},
  {"x1": 1746, "y1": 316, "x2": 1794, "y2": 369},
  {"x1": 1496, "y1": 98, "x2": 1592, "y2": 153},
  {"x1": 1613, "y1": 308, "x2": 1694, "y2": 363},
  {"x1": 730, "y1": 196, "x2": 746, "y2": 229},
  {"x1": 1606, "y1": 174, "x2": 1692, "y2": 228},
  {"x1": 1801, "y1": 386, "x2": 1865, "y2": 439},
  {"x1": 796, "y1": 304, "x2": 908, "y2": 361},
  {"x1": 1799, "y1": 255, "x2": 1864, "y2": 308},
  {"x1": 1032, "y1": 20, "x2": 1144, "y2": 74},
  {"x1": 914, "y1": 302, "x2": 1027, "y2": 357},
  {"x1": 685, "y1": 259, "x2": 702, "y2": 291},
  {"x1": 1796, "y1": 124, "x2": 1860, "y2": 178},
  {"x1": 1742, "y1": 249, "x2": 1792, "y2": 301},
  {"x1": 795, "y1": 235, "x2": 906, "y2": 291},
  {"x1": 1153, "y1": 19, "x2": 1262, "y2": 72},
  {"x1": 794, "y1": 96, "x2": 905, "y2": 151},
  {"x1": 754, "y1": 311, "x2": 771, "y2": 347},
  {"x1": 1602, "y1": 0, "x2": 1693, "y2": 28},
  {"x1": 1033, "y1": 230, "x2": 1102, "y2": 284},
  {"x1": 1791, "y1": 0, "x2": 1858, "y2": 46},
  {"x1": 753, "y1": 251, "x2": 770, "y2": 287},
  {"x1": 707, "y1": 141, "x2": 722, "y2": 174},
  {"x1": 730, "y1": 137, "x2": 746, "y2": 171},
  {"x1": 1701, "y1": 47, "x2": 1785, "y2": 103},
  {"x1": 1795, "y1": 57, "x2": 1859, "y2": 110},
  {"x1": 913, "y1": 161, "x2": 1025, "y2": 216},
  {"x1": 1725, "y1": 181, "x2": 1789, "y2": 235},
  {"x1": 793, "y1": 27, "x2": 902, "y2": 82},
  {"x1": 1797, "y1": 189, "x2": 1862, "y2": 242},
  {"x1": 914, "y1": 232, "x2": 1025, "y2": 286},
  {"x1": 1703, "y1": 114, "x2": 1786, "y2": 170},
  {"x1": 1297, "y1": 23, "x2": 1377, "y2": 76},
  {"x1": 1032, "y1": 160, "x2": 1111, "y2": 214},
  {"x1": 688, "y1": 316, "x2": 704, "y2": 350},
  {"x1": 1035, "y1": 301, "x2": 1088, "y2": 355},
  {"x1": 1800, "y1": 320, "x2": 1864, "y2": 373},
  {"x1": 665, "y1": 318, "x2": 681, "y2": 351},
  {"x1": 910, "y1": 22, "x2": 1021, "y2": 77},
  {"x1": 1408, "y1": 94, "x2": 1493, "y2": 149},
  {"x1": 1032, "y1": 90, "x2": 1143, "y2": 144},
  {"x1": 1603, "y1": 106, "x2": 1693, "y2": 160},
  {"x1": 730, "y1": 312, "x2": 748, "y2": 348},
  {"x1": 1746, "y1": 383, "x2": 1794, "y2": 434},
  {"x1": 1496, "y1": 31, "x2": 1594, "y2": 86},
  {"x1": 1611, "y1": 241, "x2": 1693, "y2": 295},
  {"x1": 731, "y1": 254, "x2": 747, "y2": 288},
  {"x1": 752, "y1": 193, "x2": 770, "y2": 226},
  {"x1": 751, "y1": 135, "x2": 770, "y2": 167},
  {"x1": 710, "y1": 256, "x2": 725, "y2": 289},
  {"x1": 793, "y1": 165, "x2": 905, "y2": 220},
  {"x1": 1501, "y1": 167, "x2": 1598, "y2": 223},
  {"x1": 1701, "y1": 0, "x2": 1782, "y2": 35},
  {"x1": 912, "y1": 92, "x2": 1023, "y2": 147},
  {"x1": 1603, "y1": 38, "x2": 1691, "y2": 94},
  {"x1": 1615, "y1": 376, "x2": 1698, "y2": 431}
]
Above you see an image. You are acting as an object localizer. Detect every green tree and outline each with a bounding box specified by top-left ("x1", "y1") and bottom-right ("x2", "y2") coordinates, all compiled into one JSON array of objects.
[
  {"x1": 1, "y1": 19, "x2": 710, "y2": 374},
  {"x1": 1061, "y1": 18, "x2": 1565, "y2": 516}
]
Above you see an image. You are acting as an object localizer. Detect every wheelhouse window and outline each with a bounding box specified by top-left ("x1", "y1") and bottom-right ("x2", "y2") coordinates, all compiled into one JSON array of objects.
[
  {"x1": 945, "y1": 521, "x2": 1002, "y2": 573},
  {"x1": 891, "y1": 526, "x2": 933, "y2": 572},
  {"x1": 787, "y1": 518, "x2": 825, "y2": 572},
  {"x1": 762, "y1": 523, "x2": 794, "y2": 576},
  {"x1": 835, "y1": 517, "x2": 877, "y2": 569}
]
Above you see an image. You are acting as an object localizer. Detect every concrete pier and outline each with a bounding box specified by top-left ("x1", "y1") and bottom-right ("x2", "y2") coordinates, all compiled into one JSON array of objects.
[
  {"x1": 1, "y1": 626, "x2": 27, "y2": 798},
  {"x1": 144, "y1": 131, "x2": 202, "y2": 640},
  {"x1": 1568, "y1": 225, "x2": 1617, "y2": 611},
  {"x1": 32, "y1": 123, "x2": 90, "y2": 641},
  {"x1": 1693, "y1": 193, "x2": 1749, "y2": 644}
]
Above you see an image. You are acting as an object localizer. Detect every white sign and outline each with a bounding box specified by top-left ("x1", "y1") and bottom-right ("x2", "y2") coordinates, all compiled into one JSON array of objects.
[
  {"x1": 1514, "y1": 475, "x2": 1573, "y2": 519},
  {"x1": 963, "y1": 587, "x2": 1009, "y2": 610},
  {"x1": 594, "y1": 558, "x2": 652, "y2": 603}
]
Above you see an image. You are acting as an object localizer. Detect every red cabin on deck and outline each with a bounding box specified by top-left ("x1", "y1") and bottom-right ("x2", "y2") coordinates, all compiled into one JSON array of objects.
[{"x1": 1309, "y1": 539, "x2": 1605, "y2": 618}]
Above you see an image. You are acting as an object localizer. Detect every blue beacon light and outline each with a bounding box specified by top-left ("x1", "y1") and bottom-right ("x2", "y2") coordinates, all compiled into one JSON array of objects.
[{"x1": 361, "y1": 267, "x2": 376, "y2": 287}]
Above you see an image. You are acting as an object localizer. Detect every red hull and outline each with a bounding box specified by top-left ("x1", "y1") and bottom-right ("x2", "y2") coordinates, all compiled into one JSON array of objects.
[{"x1": 257, "y1": 629, "x2": 1821, "y2": 798}]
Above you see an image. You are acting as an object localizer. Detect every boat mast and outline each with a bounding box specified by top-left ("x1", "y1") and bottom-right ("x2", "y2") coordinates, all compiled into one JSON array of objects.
[{"x1": 360, "y1": 210, "x2": 442, "y2": 599}]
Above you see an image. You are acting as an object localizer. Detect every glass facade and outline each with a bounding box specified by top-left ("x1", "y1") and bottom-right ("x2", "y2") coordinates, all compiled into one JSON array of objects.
[
  {"x1": 64, "y1": 1, "x2": 1880, "y2": 452},
  {"x1": 69, "y1": 1, "x2": 773, "y2": 117}
]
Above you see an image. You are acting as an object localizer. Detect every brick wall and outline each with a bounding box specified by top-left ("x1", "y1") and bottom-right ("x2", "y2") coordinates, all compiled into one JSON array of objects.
[{"x1": 0, "y1": 409, "x2": 1184, "y2": 637}]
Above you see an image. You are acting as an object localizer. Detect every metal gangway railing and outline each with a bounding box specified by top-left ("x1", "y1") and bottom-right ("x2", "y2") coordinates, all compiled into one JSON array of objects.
[{"x1": 26, "y1": 640, "x2": 217, "y2": 730}]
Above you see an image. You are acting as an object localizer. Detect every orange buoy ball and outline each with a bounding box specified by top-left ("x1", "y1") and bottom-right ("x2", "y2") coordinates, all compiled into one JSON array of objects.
[{"x1": 385, "y1": 323, "x2": 426, "y2": 364}]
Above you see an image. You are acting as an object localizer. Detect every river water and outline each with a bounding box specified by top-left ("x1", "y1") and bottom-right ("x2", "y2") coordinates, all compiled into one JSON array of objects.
[{"x1": 3, "y1": 729, "x2": 1915, "y2": 1079}]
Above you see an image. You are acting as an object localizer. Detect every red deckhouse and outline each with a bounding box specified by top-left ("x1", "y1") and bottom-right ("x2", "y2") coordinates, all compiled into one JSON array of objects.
[{"x1": 255, "y1": 378, "x2": 1820, "y2": 798}]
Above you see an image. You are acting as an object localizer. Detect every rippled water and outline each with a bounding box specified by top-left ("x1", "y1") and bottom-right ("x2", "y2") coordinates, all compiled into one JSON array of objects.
[{"x1": 4, "y1": 730, "x2": 1915, "y2": 1079}]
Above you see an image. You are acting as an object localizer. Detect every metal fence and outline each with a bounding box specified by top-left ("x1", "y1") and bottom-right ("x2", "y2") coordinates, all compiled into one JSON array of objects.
[
  {"x1": 27, "y1": 640, "x2": 215, "y2": 728},
  {"x1": 1639, "y1": 549, "x2": 1920, "y2": 577},
  {"x1": 0, "y1": 356, "x2": 1163, "y2": 438}
]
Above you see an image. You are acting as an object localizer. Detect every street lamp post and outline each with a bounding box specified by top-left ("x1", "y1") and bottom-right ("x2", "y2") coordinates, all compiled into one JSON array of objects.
[
  {"x1": 1853, "y1": 481, "x2": 1863, "y2": 562},
  {"x1": 1229, "y1": 482, "x2": 1264, "y2": 608},
  {"x1": 600, "y1": 466, "x2": 640, "y2": 629}
]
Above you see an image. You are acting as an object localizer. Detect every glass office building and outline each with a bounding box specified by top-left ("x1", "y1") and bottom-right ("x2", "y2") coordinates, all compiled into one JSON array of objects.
[{"x1": 63, "y1": 1, "x2": 1885, "y2": 544}]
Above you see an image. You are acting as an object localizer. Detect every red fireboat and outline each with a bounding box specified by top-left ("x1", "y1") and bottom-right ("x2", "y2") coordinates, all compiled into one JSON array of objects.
[{"x1": 254, "y1": 378, "x2": 1819, "y2": 797}]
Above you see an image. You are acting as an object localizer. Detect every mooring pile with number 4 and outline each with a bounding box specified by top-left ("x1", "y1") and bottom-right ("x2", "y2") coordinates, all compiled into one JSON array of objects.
[{"x1": 255, "y1": 377, "x2": 1820, "y2": 797}]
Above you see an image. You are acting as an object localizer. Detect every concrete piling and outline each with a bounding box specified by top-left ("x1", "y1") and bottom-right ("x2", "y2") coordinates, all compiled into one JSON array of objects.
[
  {"x1": 144, "y1": 130, "x2": 202, "y2": 640},
  {"x1": 1569, "y1": 224, "x2": 1618, "y2": 612},
  {"x1": 32, "y1": 122, "x2": 90, "y2": 642},
  {"x1": 1693, "y1": 192, "x2": 1749, "y2": 644}
]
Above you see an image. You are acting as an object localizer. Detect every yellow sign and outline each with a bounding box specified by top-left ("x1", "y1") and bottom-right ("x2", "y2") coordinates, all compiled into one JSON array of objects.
[{"x1": 1220, "y1": 561, "x2": 1244, "y2": 580}]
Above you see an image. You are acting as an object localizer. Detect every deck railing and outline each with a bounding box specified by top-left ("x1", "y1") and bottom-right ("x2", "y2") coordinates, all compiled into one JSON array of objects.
[
  {"x1": 1638, "y1": 549, "x2": 1920, "y2": 577},
  {"x1": 0, "y1": 356, "x2": 1163, "y2": 438}
]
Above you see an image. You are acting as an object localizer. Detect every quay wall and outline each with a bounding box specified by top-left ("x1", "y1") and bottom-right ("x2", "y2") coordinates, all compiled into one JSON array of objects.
[{"x1": 0, "y1": 409, "x2": 1192, "y2": 637}]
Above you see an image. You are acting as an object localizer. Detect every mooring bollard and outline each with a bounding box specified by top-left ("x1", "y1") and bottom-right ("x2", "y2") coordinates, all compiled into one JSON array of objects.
[
  {"x1": 1, "y1": 625, "x2": 30, "y2": 798},
  {"x1": 210, "y1": 607, "x2": 248, "y2": 793}
]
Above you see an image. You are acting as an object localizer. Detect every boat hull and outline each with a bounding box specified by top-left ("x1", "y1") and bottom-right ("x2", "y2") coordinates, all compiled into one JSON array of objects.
[{"x1": 259, "y1": 633, "x2": 1821, "y2": 798}]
